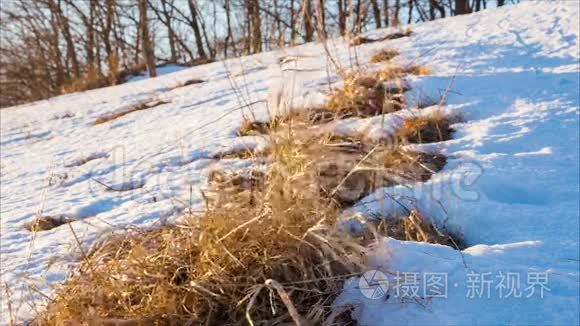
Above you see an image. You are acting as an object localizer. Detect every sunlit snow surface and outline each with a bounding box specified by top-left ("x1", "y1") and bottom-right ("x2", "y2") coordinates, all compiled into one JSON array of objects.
[{"x1": 1, "y1": 2, "x2": 578, "y2": 324}]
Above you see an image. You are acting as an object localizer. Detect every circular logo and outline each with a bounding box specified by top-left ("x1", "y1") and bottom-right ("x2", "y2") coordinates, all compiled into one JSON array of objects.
[{"x1": 359, "y1": 270, "x2": 390, "y2": 299}]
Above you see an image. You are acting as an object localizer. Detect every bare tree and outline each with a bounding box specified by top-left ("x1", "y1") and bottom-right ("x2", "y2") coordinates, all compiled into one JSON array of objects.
[
  {"x1": 138, "y1": 0, "x2": 156, "y2": 77},
  {"x1": 302, "y1": 0, "x2": 315, "y2": 42},
  {"x1": 455, "y1": 0, "x2": 471, "y2": 15},
  {"x1": 370, "y1": 0, "x2": 382, "y2": 28}
]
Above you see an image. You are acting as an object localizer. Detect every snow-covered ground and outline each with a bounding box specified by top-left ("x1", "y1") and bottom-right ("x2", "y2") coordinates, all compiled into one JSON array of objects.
[
  {"x1": 1, "y1": 2, "x2": 578, "y2": 324},
  {"x1": 125, "y1": 63, "x2": 192, "y2": 83}
]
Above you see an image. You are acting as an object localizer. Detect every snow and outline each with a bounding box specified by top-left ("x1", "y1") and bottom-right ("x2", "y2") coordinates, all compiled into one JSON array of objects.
[
  {"x1": 1, "y1": 1, "x2": 579, "y2": 324},
  {"x1": 125, "y1": 63, "x2": 191, "y2": 82}
]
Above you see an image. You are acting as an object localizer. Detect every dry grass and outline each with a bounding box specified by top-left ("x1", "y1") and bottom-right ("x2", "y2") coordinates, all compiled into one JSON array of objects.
[
  {"x1": 22, "y1": 215, "x2": 75, "y2": 232},
  {"x1": 407, "y1": 66, "x2": 432, "y2": 76},
  {"x1": 396, "y1": 112, "x2": 454, "y2": 144},
  {"x1": 52, "y1": 112, "x2": 75, "y2": 120},
  {"x1": 213, "y1": 147, "x2": 270, "y2": 160},
  {"x1": 34, "y1": 52, "x2": 459, "y2": 325},
  {"x1": 370, "y1": 49, "x2": 400, "y2": 63},
  {"x1": 237, "y1": 108, "x2": 337, "y2": 137},
  {"x1": 36, "y1": 139, "x2": 365, "y2": 325},
  {"x1": 248, "y1": 134, "x2": 446, "y2": 208},
  {"x1": 203, "y1": 168, "x2": 266, "y2": 210},
  {"x1": 355, "y1": 209, "x2": 464, "y2": 249},
  {"x1": 238, "y1": 120, "x2": 272, "y2": 136},
  {"x1": 372, "y1": 64, "x2": 431, "y2": 81},
  {"x1": 61, "y1": 67, "x2": 110, "y2": 94},
  {"x1": 327, "y1": 73, "x2": 406, "y2": 117},
  {"x1": 93, "y1": 99, "x2": 169, "y2": 125},
  {"x1": 240, "y1": 62, "x2": 429, "y2": 135},
  {"x1": 64, "y1": 152, "x2": 108, "y2": 168},
  {"x1": 349, "y1": 28, "x2": 412, "y2": 46},
  {"x1": 35, "y1": 130, "x2": 455, "y2": 325}
]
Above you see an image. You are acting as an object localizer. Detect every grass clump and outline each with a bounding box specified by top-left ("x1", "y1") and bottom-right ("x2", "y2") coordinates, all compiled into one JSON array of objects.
[
  {"x1": 349, "y1": 28, "x2": 412, "y2": 46},
  {"x1": 238, "y1": 120, "x2": 272, "y2": 136},
  {"x1": 327, "y1": 74, "x2": 404, "y2": 117},
  {"x1": 35, "y1": 139, "x2": 367, "y2": 325},
  {"x1": 23, "y1": 215, "x2": 75, "y2": 232},
  {"x1": 203, "y1": 168, "x2": 266, "y2": 210},
  {"x1": 35, "y1": 134, "x2": 453, "y2": 325},
  {"x1": 396, "y1": 112, "x2": 454, "y2": 144},
  {"x1": 354, "y1": 209, "x2": 464, "y2": 250},
  {"x1": 272, "y1": 134, "x2": 446, "y2": 207},
  {"x1": 370, "y1": 48, "x2": 400, "y2": 63},
  {"x1": 93, "y1": 99, "x2": 169, "y2": 125},
  {"x1": 237, "y1": 108, "x2": 337, "y2": 137}
]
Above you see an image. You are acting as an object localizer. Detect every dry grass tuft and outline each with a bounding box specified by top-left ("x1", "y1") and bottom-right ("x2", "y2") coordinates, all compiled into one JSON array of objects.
[
  {"x1": 269, "y1": 134, "x2": 446, "y2": 207},
  {"x1": 203, "y1": 168, "x2": 266, "y2": 210},
  {"x1": 396, "y1": 112, "x2": 454, "y2": 144},
  {"x1": 36, "y1": 141, "x2": 367, "y2": 324},
  {"x1": 65, "y1": 152, "x2": 108, "y2": 168},
  {"x1": 408, "y1": 66, "x2": 432, "y2": 76},
  {"x1": 370, "y1": 48, "x2": 400, "y2": 63},
  {"x1": 238, "y1": 120, "x2": 272, "y2": 136},
  {"x1": 238, "y1": 108, "x2": 337, "y2": 137},
  {"x1": 93, "y1": 99, "x2": 169, "y2": 125},
  {"x1": 355, "y1": 209, "x2": 464, "y2": 249},
  {"x1": 52, "y1": 112, "x2": 75, "y2": 120},
  {"x1": 327, "y1": 73, "x2": 406, "y2": 117},
  {"x1": 22, "y1": 215, "x2": 76, "y2": 232},
  {"x1": 36, "y1": 57, "x2": 457, "y2": 324},
  {"x1": 349, "y1": 28, "x2": 412, "y2": 46},
  {"x1": 35, "y1": 135, "x2": 453, "y2": 325}
]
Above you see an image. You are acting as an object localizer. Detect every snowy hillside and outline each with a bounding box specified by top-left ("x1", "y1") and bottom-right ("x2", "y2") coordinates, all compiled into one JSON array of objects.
[{"x1": 1, "y1": 1, "x2": 579, "y2": 324}]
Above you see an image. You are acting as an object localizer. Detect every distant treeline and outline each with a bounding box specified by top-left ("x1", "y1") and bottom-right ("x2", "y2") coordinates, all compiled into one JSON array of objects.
[{"x1": 0, "y1": 0, "x2": 514, "y2": 108}]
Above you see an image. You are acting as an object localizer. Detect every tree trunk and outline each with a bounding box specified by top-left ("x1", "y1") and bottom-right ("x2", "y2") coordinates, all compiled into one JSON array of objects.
[
  {"x1": 383, "y1": 0, "x2": 390, "y2": 27},
  {"x1": 188, "y1": 0, "x2": 207, "y2": 59},
  {"x1": 303, "y1": 0, "x2": 314, "y2": 42},
  {"x1": 47, "y1": 0, "x2": 80, "y2": 78},
  {"x1": 394, "y1": 0, "x2": 401, "y2": 25},
  {"x1": 430, "y1": 0, "x2": 446, "y2": 18},
  {"x1": 455, "y1": 0, "x2": 471, "y2": 15},
  {"x1": 160, "y1": 0, "x2": 177, "y2": 62},
  {"x1": 49, "y1": 11, "x2": 65, "y2": 85},
  {"x1": 138, "y1": 0, "x2": 156, "y2": 77},
  {"x1": 315, "y1": 0, "x2": 327, "y2": 39},
  {"x1": 246, "y1": 0, "x2": 262, "y2": 53},
  {"x1": 370, "y1": 0, "x2": 382, "y2": 28},
  {"x1": 290, "y1": 0, "x2": 297, "y2": 45},
  {"x1": 338, "y1": 0, "x2": 347, "y2": 36},
  {"x1": 224, "y1": 0, "x2": 236, "y2": 57},
  {"x1": 407, "y1": 0, "x2": 414, "y2": 24}
]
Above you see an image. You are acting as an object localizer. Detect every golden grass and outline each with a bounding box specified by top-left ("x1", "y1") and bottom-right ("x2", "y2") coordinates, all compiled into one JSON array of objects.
[
  {"x1": 327, "y1": 73, "x2": 405, "y2": 117},
  {"x1": 35, "y1": 130, "x2": 456, "y2": 325},
  {"x1": 370, "y1": 48, "x2": 400, "y2": 63},
  {"x1": 264, "y1": 134, "x2": 447, "y2": 207},
  {"x1": 34, "y1": 55, "x2": 458, "y2": 325},
  {"x1": 240, "y1": 61, "x2": 429, "y2": 135},
  {"x1": 93, "y1": 99, "x2": 169, "y2": 125},
  {"x1": 238, "y1": 120, "x2": 272, "y2": 136},
  {"x1": 212, "y1": 147, "x2": 270, "y2": 160},
  {"x1": 408, "y1": 66, "x2": 432, "y2": 76},
  {"x1": 396, "y1": 112, "x2": 454, "y2": 144},
  {"x1": 356, "y1": 209, "x2": 464, "y2": 249},
  {"x1": 36, "y1": 140, "x2": 364, "y2": 325},
  {"x1": 203, "y1": 168, "x2": 266, "y2": 210},
  {"x1": 22, "y1": 216, "x2": 75, "y2": 232}
]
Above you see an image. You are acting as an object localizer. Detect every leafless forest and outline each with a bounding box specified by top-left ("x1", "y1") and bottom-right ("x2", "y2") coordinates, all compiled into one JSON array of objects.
[{"x1": 0, "y1": 0, "x2": 514, "y2": 108}]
